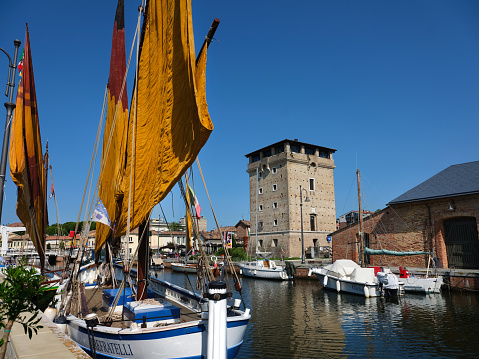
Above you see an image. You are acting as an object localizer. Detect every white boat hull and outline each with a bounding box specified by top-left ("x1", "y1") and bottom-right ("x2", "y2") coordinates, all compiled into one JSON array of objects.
[
  {"x1": 399, "y1": 276, "x2": 443, "y2": 293},
  {"x1": 311, "y1": 269, "x2": 380, "y2": 297},
  {"x1": 170, "y1": 263, "x2": 197, "y2": 273},
  {"x1": 238, "y1": 262, "x2": 291, "y2": 280},
  {"x1": 67, "y1": 313, "x2": 249, "y2": 359}
]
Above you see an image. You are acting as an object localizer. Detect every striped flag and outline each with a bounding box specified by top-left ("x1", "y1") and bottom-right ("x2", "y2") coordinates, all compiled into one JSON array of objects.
[{"x1": 188, "y1": 184, "x2": 201, "y2": 219}]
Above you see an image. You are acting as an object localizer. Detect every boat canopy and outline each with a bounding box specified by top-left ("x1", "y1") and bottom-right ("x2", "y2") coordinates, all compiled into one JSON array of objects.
[{"x1": 364, "y1": 247, "x2": 430, "y2": 256}]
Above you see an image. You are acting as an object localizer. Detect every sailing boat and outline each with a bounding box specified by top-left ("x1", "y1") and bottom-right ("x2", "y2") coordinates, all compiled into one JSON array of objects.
[
  {"x1": 56, "y1": 1, "x2": 250, "y2": 358},
  {"x1": 309, "y1": 170, "x2": 402, "y2": 297}
]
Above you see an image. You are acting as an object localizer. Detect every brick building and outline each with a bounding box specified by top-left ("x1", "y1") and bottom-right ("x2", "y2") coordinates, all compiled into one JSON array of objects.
[
  {"x1": 331, "y1": 161, "x2": 479, "y2": 275},
  {"x1": 245, "y1": 139, "x2": 336, "y2": 259}
]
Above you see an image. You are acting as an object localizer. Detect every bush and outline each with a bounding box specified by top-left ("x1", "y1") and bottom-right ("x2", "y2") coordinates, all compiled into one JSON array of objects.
[{"x1": 214, "y1": 247, "x2": 247, "y2": 261}]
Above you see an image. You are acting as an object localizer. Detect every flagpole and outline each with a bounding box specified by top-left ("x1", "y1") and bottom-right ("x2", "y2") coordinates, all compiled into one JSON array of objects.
[{"x1": 0, "y1": 39, "x2": 21, "y2": 223}]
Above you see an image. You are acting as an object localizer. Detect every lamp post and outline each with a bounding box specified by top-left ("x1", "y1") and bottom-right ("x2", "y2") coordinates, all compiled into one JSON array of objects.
[
  {"x1": 299, "y1": 185, "x2": 310, "y2": 264},
  {"x1": 0, "y1": 39, "x2": 21, "y2": 223}
]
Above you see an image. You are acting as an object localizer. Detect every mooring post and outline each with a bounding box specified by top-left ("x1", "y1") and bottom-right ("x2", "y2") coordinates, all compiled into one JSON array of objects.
[{"x1": 207, "y1": 280, "x2": 227, "y2": 359}]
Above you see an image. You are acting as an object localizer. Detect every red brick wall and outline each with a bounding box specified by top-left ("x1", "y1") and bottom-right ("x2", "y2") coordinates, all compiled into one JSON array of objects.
[{"x1": 331, "y1": 194, "x2": 479, "y2": 269}]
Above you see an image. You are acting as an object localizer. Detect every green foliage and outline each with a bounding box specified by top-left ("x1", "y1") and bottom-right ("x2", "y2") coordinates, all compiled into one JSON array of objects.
[
  {"x1": 46, "y1": 221, "x2": 96, "y2": 236},
  {"x1": 214, "y1": 247, "x2": 247, "y2": 261},
  {"x1": 168, "y1": 222, "x2": 184, "y2": 231},
  {"x1": 0, "y1": 258, "x2": 45, "y2": 348}
]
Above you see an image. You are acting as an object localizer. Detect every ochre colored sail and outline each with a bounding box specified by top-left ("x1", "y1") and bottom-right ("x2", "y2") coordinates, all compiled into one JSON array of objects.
[
  {"x1": 114, "y1": 0, "x2": 213, "y2": 236},
  {"x1": 9, "y1": 24, "x2": 48, "y2": 270},
  {"x1": 95, "y1": 0, "x2": 129, "y2": 256}
]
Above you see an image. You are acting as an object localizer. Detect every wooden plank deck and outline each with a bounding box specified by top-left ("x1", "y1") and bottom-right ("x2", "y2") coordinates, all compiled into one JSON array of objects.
[{"x1": 70, "y1": 286, "x2": 201, "y2": 328}]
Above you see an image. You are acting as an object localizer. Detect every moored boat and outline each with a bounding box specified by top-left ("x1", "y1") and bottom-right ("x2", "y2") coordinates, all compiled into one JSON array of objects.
[
  {"x1": 171, "y1": 262, "x2": 197, "y2": 273},
  {"x1": 238, "y1": 259, "x2": 292, "y2": 280}
]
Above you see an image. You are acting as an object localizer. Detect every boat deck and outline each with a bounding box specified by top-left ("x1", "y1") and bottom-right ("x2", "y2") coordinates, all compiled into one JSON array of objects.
[{"x1": 70, "y1": 285, "x2": 201, "y2": 328}]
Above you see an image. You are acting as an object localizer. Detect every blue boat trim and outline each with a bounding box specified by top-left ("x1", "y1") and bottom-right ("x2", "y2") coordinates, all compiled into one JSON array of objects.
[
  {"x1": 73, "y1": 321, "x2": 206, "y2": 340},
  {"x1": 79, "y1": 339, "x2": 243, "y2": 359}
]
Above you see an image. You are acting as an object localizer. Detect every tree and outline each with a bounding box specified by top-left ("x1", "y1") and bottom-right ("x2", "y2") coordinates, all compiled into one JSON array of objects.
[
  {"x1": 0, "y1": 258, "x2": 45, "y2": 358},
  {"x1": 168, "y1": 222, "x2": 184, "y2": 231}
]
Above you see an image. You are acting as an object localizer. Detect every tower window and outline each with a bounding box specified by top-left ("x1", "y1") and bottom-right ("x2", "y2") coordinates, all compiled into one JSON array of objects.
[
  {"x1": 309, "y1": 178, "x2": 315, "y2": 191},
  {"x1": 273, "y1": 202, "x2": 278, "y2": 209},
  {"x1": 273, "y1": 219, "x2": 278, "y2": 226},
  {"x1": 259, "y1": 204, "x2": 263, "y2": 211},
  {"x1": 272, "y1": 184, "x2": 277, "y2": 191},
  {"x1": 272, "y1": 167, "x2": 277, "y2": 174},
  {"x1": 259, "y1": 187, "x2": 263, "y2": 194}
]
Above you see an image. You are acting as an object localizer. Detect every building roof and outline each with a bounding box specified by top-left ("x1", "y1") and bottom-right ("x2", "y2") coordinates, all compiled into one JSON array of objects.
[
  {"x1": 388, "y1": 161, "x2": 479, "y2": 205},
  {"x1": 235, "y1": 220, "x2": 250, "y2": 228},
  {"x1": 244, "y1": 139, "x2": 336, "y2": 157}
]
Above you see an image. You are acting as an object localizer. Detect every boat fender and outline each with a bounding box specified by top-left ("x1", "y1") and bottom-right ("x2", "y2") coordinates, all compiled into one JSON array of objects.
[
  {"x1": 336, "y1": 280, "x2": 341, "y2": 292},
  {"x1": 323, "y1": 275, "x2": 328, "y2": 286},
  {"x1": 44, "y1": 305, "x2": 57, "y2": 322},
  {"x1": 239, "y1": 269, "x2": 242, "y2": 275},
  {"x1": 53, "y1": 315, "x2": 67, "y2": 334},
  {"x1": 364, "y1": 286, "x2": 369, "y2": 298}
]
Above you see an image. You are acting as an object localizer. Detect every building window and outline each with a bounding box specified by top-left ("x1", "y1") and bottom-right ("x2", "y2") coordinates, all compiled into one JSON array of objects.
[
  {"x1": 259, "y1": 221, "x2": 264, "y2": 228},
  {"x1": 275, "y1": 144, "x2": 284, "y2": 154},
  {"x1": 310, "y1": 215, "x2": 316, "y2": 231},
  {"x1": 273, "y1": 202, "x2": 278, "y2": 209},
  {"x1": 272, "y1": 239, "x2": 278, "y2": 247},
  {"x1": 259, "y1": 204, "x2": 263, "y2": 211},
  {"x1": 305, "y1": 147, "x2": 315, "y2": 155},
  {"x1": 290, "y1": 144, "x2": 300, "y2": 153},
  {"x1": 319, "y1": 150, "x2": 329, "y2": 159},
  {"x1": 272, "y1": 184, "x2": 277, "y2": 191},
  {"x1": 129, "y1": 236, "x2": 133, "y2": 243},
  {"x1": 258, "y1": 171, "x2": 262, "y2": 179},
  {"x1": 309, "y1": 178, "x2": 315, "y2": 191},
  {"x1": 259, "y1": 187, "x2": 263, "y2": 194},
  {"x1": 252, "y1": 153, "x2": 260, "y2": 162},
  {"x1": 273, "y1": 219, "x2": 278, "y2": 226},
  {"x1": 258, "y1": 239, "x2": 263, "y2": 247},
  {"x1": 263, "y1": 149, "x2": 271, "y2": 157},
  {"x1": 129, "y1": 248, "x2": 132, "y2": 254},
  {"x1": 272, "y1": 167, "x2": 277, "y2": 174}
]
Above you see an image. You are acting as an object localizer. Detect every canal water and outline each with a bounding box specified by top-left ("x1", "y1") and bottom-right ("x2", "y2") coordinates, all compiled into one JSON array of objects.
[{"x1": 153, "y1": 269, "x2": 479, "y2": 358}]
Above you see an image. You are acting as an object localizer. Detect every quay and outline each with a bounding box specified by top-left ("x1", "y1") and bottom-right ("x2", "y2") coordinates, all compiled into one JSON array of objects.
[{"x1": 0, "y1": 273, "x2": 88, "y2": 359}]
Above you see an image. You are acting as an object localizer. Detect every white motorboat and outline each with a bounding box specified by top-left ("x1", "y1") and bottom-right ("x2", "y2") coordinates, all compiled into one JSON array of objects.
[
  {"x1": 238, "y1": 259, "x2": 292, "y2": 280},
  {"x1": 309, "y1": 259, "x2": 402, "y2": 298},
  {"x1": 398, "y1": 267, "x2": 443, "y2": 293}
]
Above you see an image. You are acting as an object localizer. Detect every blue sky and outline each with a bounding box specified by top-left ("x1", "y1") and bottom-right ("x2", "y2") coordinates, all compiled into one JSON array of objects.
[{"x1": 0, "y1": 0, "x2": 478, "y2": 230}]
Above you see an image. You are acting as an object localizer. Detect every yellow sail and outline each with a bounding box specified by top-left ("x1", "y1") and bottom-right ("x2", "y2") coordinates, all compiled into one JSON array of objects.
[
  {"x1": 95, "y1": 0, "x2": 129, "y2": 255},
  {"x1": 114, "y1": 0, "x2": 213, "y2": 237},
  {"x1": 9, "y1": 25, "x2": 48, "y2": 270}
]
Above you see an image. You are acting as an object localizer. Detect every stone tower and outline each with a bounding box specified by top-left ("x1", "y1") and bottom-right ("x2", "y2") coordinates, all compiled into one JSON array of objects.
[{"x1": 245, "y1": 139, "x2": 336, "y2": 259}]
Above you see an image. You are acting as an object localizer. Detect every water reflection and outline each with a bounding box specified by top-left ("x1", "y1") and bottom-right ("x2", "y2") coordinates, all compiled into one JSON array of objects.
[{"x1": 152, "y1": 270, "x2": 479, "y2": 358}]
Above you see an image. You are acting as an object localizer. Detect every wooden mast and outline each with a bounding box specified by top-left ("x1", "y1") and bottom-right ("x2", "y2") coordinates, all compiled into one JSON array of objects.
[{"x1": 357, "y1": 169, "x2": 364, "y2": 267}]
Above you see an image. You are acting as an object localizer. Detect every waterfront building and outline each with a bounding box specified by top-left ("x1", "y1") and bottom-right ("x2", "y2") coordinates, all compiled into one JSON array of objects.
[
  {"x1": 331, "y1": 160, "x2": 479, "y2": 290},
  {"x1": 245, "y1": 139, "x2": 337, "y2": 259},
  {"x1": 337, "y1": 210, "x2": 374, "y2": 229}
]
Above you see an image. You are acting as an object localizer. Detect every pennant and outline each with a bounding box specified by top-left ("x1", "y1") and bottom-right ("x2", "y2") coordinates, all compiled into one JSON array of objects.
[
  {"x1": 188, "y1": 184, "x2": 201, "y2": 219},
  {"x1": 49, "y1": 183, "x2": 55, "y2": 199},
  {"x1": 92, "y1": 199, "x2": 111, "y2": 227},
  {"x1": 224, "y1": 231, "x2": 232, "y2": 249},
  {"x1": 9, "y1": 24, "x2": 47, "y2": 270}
]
